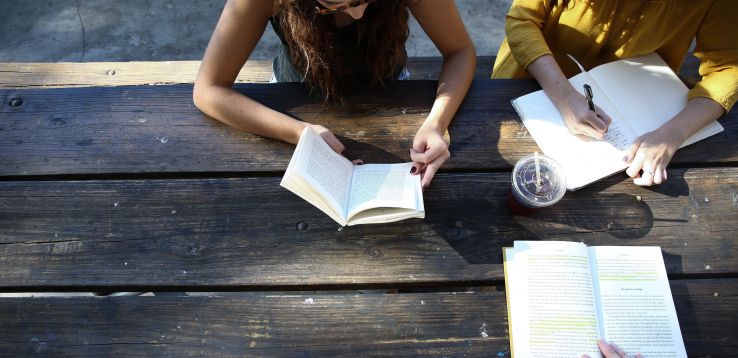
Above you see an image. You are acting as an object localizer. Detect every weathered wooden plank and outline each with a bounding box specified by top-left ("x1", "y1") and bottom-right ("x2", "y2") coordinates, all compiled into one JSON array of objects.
[
  {"x1": 2, "y1": 80, "x2": 735, "y2": 176},
  {"x1": 0, "y1": 57, "x2": 495, "y2": 88},
  {"x1": 0, "y1": 278, "x2": 735, "y2": 357},
  {"x1": 0, "y1": 55, "x2": 700, "y2": 88},
  {"x1": 1, "y1": 168, "x2": 735, "y2": 289}
]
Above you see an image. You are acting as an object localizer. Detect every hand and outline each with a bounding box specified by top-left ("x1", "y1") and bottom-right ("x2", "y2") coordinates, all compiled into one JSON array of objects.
[
  {"x1": 581, "y1": 339, "x2": 642, "y2": 358},
  {"x1": 556, "y1": 90, "x2": 613, "y2": 140},
  {"x1": 307, "y1": 124, "x2": 363, "y2": 165},
  {"x1": 410, "y1": 124, "x2": 450, "y2": 189},
  {"x1": 309, "y1": 124, "x2": 346, "y2": 155},
  {"x1": 624, "y1": 128, "x2": 681, "y2": 186}
]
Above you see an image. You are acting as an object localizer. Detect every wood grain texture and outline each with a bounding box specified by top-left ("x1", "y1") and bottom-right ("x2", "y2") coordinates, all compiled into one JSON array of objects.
[
  {"x1": 0, "y1": 57, "x2": 495, "y2": 88},
  {"x1": 2, "y1": 80, "x2": 735, "y2": 176},
  {"x1": 1, "y1": 168, "x2": 735, "y2": 289},
  {"x1": 0, "y1": 55, "x2": 700, "y2": 88},
  {"x1": 0, "y1": 278, "x2": 735, "y2": 357}
]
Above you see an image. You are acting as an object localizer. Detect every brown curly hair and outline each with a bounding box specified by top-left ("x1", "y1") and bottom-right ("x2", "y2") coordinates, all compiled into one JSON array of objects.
[{"x1": 275, "y1": 0, "x2": 412, "y2": 101}]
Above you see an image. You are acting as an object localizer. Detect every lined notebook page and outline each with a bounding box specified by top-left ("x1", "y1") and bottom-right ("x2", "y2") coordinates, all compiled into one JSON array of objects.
[
  {"x1": 512, "y1": 72, "x2": 635, "y2": 190},
  {"x1": 589, "y1": 53, "x2": 723, "y2": 147}
]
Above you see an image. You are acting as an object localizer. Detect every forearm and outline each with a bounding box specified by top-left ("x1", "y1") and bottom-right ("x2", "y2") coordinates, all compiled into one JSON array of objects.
[
  {"x1": 526, "y1": 55, "x2": 577, "y2": 106},
  {"x1": 193, "y1": 84, "x2": 307, "y2": 144},
  {"x1": 661, "y1": 97, "x2": 725, "y2": 144},
  {"x1": 424, "y1": 47, "x2": 476, "y2": 132}
]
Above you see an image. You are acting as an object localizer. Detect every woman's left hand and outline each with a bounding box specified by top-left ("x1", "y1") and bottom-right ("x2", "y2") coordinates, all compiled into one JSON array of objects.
[
  {"x1": 410, "y1": 124, "x2": 450, "y2": 189},
  {"x1": 624, "y1": 128, "x2": 682, "y2": 186}
]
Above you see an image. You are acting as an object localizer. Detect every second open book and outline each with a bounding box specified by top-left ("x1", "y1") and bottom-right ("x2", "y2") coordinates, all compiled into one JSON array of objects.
[
  {"x1": 281, "y1": 126, "x2": 424, "y2": 226},
  {"x1": 504, "y1": 241, "x2": 687, "y2": 357},
  {"x1": 512, "y1": 53, "x2": 724, "y2": 190}
]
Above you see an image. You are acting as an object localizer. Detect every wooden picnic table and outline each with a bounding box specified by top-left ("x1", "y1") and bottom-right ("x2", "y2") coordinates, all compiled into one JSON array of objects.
[{"x1": 0, "y1": 56, "x2": 736, "y2": 356}]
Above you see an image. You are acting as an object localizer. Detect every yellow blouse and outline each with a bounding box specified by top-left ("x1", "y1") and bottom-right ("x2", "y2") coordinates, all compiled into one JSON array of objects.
[{"x1": 492, "y1": 0, "x2": 738, "y2": 112}]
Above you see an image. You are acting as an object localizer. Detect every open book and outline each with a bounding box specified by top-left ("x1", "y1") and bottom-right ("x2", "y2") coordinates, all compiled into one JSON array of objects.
[
  {"x1": 512, "y1": 53, "x2": 724, "y2": 190},
  {"x1": 280, "y1": 126, "x2": 424, "y2": 226},
  {"x1": 503, "y1": 241, "x2": 687, "y2": 358}
]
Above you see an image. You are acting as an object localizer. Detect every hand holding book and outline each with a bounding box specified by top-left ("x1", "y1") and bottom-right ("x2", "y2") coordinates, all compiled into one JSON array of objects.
[{"x1": 581, "y1": 339, "x2": 643, "y2": 358}]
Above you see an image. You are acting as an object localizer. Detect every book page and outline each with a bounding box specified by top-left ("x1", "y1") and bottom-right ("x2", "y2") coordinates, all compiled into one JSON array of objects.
[
  {"x1": 589, "y1": 52, "x2": 722, "y2": 146},
  {"x1": 512, "y1": 71, "x2": 636, "y2": 190},
  {"x1": 346, "y1": 162, "x2": 420, "y2": 220},
  {"x1": 505, "y1": 241, "x2": 601, "y2": 357},
  {"x1": 290, "y1": 127, "x2": 354, "y2": 220},
  {"x1": 589, "y1": 246, "x2": 687, "y2": 357}
]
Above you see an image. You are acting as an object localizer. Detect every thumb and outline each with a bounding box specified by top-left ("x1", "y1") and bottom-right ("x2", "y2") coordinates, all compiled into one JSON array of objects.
[
  {"x1": 624, "y1": 137, "x2": 642, "y2": 163},
  {"x1": 410, "y1": 139, "x2": 427, "y2": 175}
]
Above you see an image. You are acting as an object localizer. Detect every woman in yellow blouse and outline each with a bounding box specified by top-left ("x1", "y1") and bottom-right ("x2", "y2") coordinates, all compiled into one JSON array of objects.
[{"x1": 493, "y1": 0, "x2": 738, "y2": 186}]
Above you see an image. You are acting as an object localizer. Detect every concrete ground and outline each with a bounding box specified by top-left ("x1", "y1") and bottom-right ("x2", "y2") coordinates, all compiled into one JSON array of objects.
[{"x1": 0, "y1": 0, "x2": 512, "y2": 62}]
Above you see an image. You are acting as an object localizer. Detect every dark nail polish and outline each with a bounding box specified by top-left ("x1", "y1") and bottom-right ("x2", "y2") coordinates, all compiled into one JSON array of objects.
[{"x1": 410, "y1": 167, "x2": 417, "y2": 174}]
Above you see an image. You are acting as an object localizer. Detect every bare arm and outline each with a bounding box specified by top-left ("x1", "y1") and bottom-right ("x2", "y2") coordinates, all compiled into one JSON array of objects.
[
  {"x1": 193, "y1": 0, "x2": 344, "y2": 152},
  {"x1": 408, "y1": 0, "x2": 476, "y2": 187}
]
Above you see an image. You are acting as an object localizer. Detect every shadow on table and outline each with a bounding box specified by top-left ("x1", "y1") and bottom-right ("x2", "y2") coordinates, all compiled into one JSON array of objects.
[
  {"x1": 426, "y1": 171, "x2": 698, "y2": 266},
  {"x1": 515, "y1": 192, "x2": 655, "y2": 239}
]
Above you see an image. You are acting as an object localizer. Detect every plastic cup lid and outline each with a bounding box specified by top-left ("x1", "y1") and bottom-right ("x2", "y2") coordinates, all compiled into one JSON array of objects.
[{"x1": 511, "y1": 154, "x2": 567, "y2": 208}]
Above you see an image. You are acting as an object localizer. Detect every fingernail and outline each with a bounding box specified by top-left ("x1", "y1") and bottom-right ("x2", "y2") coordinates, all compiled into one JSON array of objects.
[{"x1": 410, "y1": 167, "x2": 417, "y2": 174}]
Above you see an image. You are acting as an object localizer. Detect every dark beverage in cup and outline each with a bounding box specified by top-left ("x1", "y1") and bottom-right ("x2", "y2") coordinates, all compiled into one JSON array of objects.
[{"x1": 507, "y1": 153, "x2": 566, "y2": 216}]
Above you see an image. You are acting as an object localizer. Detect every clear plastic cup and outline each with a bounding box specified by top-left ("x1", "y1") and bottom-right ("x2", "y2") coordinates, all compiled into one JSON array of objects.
[{"x1": 507, "y1": 153, "x2": 567, "y2": 216}]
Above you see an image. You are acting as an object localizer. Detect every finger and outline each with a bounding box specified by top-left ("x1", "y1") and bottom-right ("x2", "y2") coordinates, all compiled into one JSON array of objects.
[
  {"x1": 595, "y1": 106, "x2": 613, "y2": 128},
  {"x1": 321, "y1": 132, "x2": 346, "y2": 155},
  {"x1": 420, "y1": 152, "x2": 450, "y2": 189},
  {"x1": 351, "y1": 159, "x2": 363, "y2": 165},
  {"x1": 584, "y1": 111, "x2": 609, "y2": 133},
  {"x1": 623, "y1": 139, "x2": 642, "y2": 164},
  {"x1": 633, "y1": 168, "x2": 654, "y2": 186},
  {"x1": 421, "y1": 161, "x2": 441, "y2": 189},
  {"x1": 410, "y1": 145, "x2": 445, "y2": 165},
  {"x1": 625, "y1": 151, "x2": 645, "y2": 178},
  {"x1": 653, "y1": 165, "x2": 663, "y2": 185},
  {"x1": 574, "y1": 122, "x2": 605, "y2": 140},
  {"x1": 610, "y1": 342, "x2": 628, "y2": 358},
  {"x1": 597, "y1": 339, "x2": 620, "y2": 358}
]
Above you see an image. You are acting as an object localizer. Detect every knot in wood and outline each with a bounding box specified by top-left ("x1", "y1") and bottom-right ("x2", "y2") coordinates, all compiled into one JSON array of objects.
[
  {"x1": 106, "y1": 69, "x2": 116, "y2": 76},
  {"x1": 8, "y1": 97, "x2": 23, "y2": 107},
  {"x1": 296, "y1": 221, "x2": 309, "y2": 231},
  {"x1": 184, "y1": 243, "x2": 201, "y2": 255},
  {"x1": 365, "y1": 247, "x2": 383, "y2": 258}
]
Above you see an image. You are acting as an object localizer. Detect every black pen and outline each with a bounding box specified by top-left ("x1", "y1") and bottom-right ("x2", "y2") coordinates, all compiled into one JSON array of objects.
[
  {"x1": 584, "y1": 83, "x2": 600, "y2": 117},
  {"x1": 583, "y1": 84, "x2": 597, "y2": 116}
]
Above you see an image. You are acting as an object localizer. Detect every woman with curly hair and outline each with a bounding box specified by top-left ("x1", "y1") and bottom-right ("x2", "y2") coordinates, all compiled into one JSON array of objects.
[{"x1": 194, "y1": 0, "x2": 476, "y2": 188}]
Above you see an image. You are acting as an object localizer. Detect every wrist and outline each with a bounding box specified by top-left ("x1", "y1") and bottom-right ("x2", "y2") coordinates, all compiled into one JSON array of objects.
[
  {"x1": 656, "y1": 123, "x2": 688, "y2": 147},
  {"x1": 290, "y1": 121, "x2": 309, "y2": 144},
  {"x1": 547, "y1": 85, "x2": 579, "y2": 108}
]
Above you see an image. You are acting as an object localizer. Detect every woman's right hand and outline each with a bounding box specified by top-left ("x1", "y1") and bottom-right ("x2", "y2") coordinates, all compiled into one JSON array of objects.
[
  {"x1": 555, "y1": 89, "x2": 613, "y2": 140},
  {"x1": 308, "y1": 124, "x2": 346, "y2": 155},
  {"x1": 525, "y1": 55, "x2": 613, "y2": 140},
  {"x1": 307, "y1": 124, "x2": 363, "y2": 165}
]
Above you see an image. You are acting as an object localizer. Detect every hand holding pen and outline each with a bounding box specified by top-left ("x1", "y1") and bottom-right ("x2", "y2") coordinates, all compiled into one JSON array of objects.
[{"x1": 564, "y1": 83, "x2": 611, "y2": 140}]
